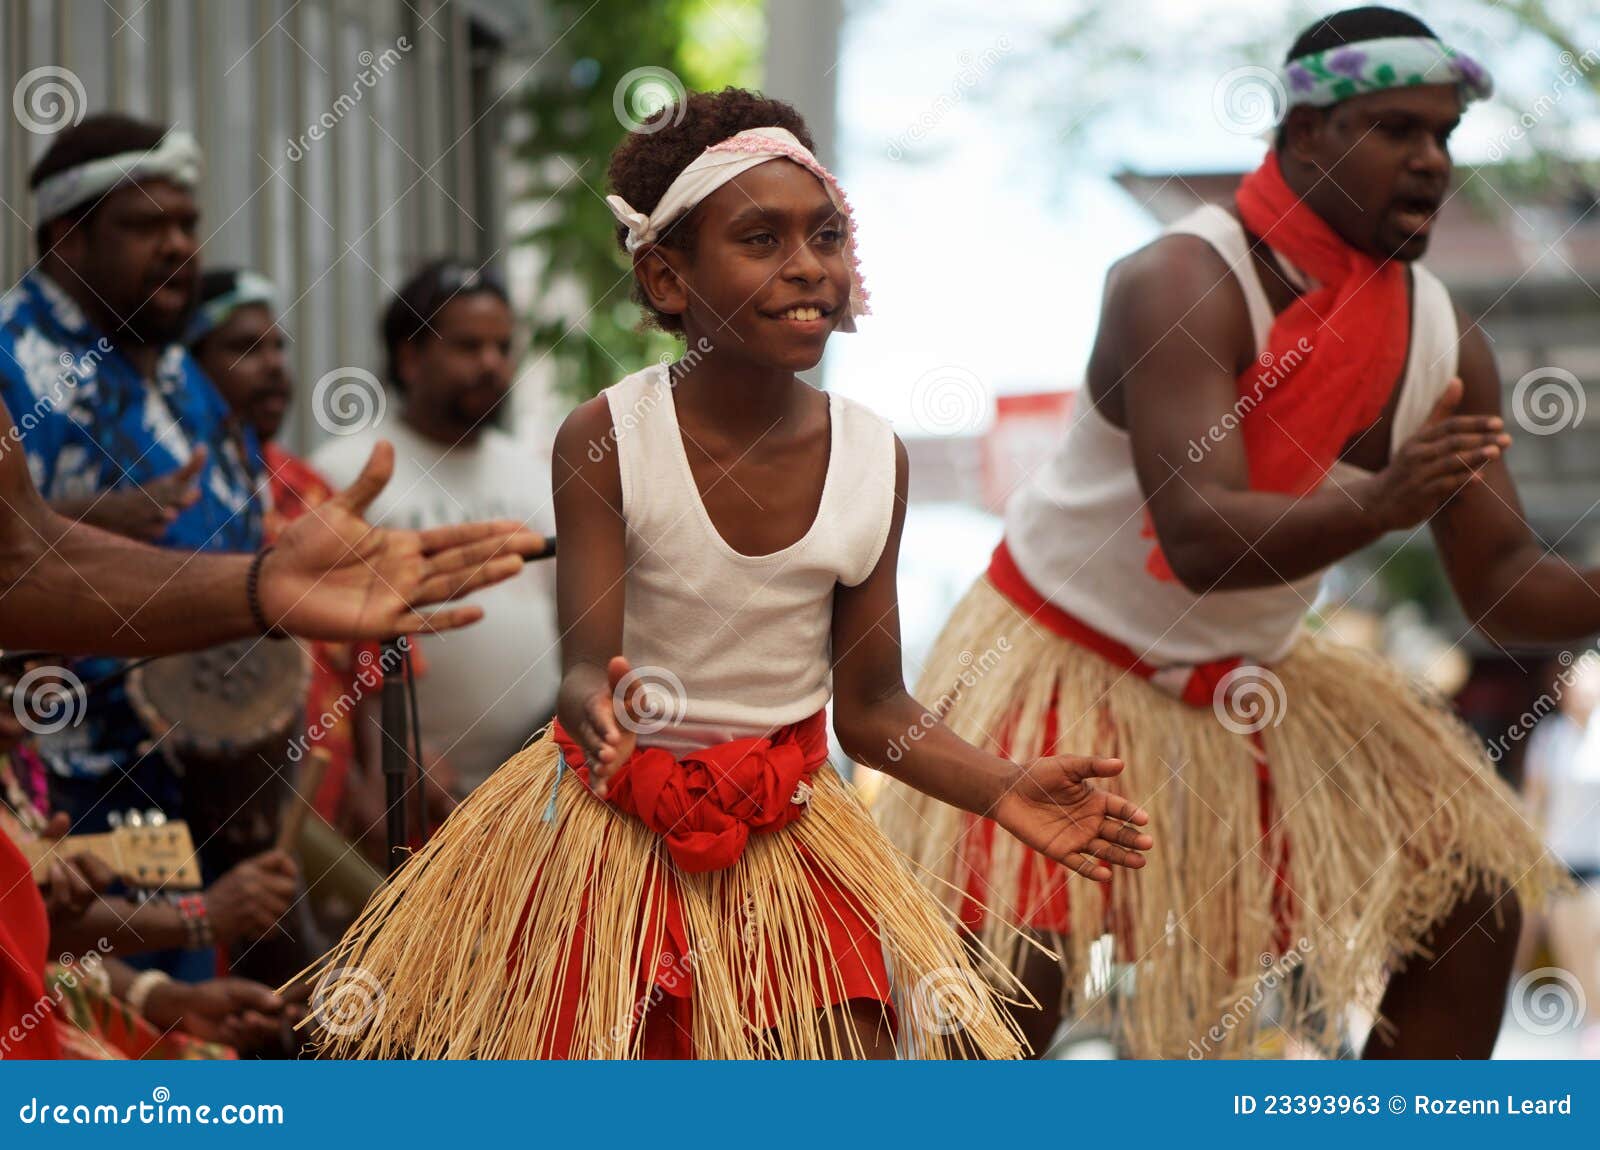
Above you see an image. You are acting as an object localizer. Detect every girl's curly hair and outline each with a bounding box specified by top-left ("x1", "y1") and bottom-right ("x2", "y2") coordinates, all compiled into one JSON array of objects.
[{"x1": 606, "y1": 87, "x2": 814, "y2": 334}]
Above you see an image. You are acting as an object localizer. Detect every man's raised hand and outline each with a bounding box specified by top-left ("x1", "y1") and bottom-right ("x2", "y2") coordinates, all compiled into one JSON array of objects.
[
  {"x1": 1365, "y1": 378, "x2": 1510, "y2": 531},
  {"x1": 257, "y1": 441, "x2": 547, "y2": 641}
]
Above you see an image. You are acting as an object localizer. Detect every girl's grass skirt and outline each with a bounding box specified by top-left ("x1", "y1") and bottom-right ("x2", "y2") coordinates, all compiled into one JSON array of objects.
[
  {"x1": 299, "y1": 728, "x2": 1030, "y2": 1059},
  {"x1": 874, "y1": 576, "x2": 1567, "y2": 1059}
]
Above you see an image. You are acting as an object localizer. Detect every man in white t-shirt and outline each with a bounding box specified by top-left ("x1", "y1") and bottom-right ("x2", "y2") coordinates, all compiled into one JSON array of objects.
[{"x1": 313, "y1": 261, "x2": 558, "y2": 796}]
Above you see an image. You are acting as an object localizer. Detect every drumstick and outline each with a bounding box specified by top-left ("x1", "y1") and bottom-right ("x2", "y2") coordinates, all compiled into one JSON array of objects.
[{"x1": 277, "y1": 747, "x2": 332, "y2": 854}]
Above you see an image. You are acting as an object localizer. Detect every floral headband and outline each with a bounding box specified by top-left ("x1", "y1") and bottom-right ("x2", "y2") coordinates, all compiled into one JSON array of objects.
[
  {"x1": 605, "y1": 127, "x2": 869, "y2": 332},
  {"x1": 1282, "y1": 35, "x2": 1493, "y2": 109}
]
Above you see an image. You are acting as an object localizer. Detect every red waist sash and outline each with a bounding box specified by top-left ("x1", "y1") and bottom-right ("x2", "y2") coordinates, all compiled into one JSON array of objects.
[
  {"x1": 984, "y1": 539, "x2": 1294, "y2": 948},
  {"x1": 551, "y1": 711, "x2": 828, "y2": 873},
  {"x1": 987, "y1": 539, "x2": 1243, "y2": 707}
]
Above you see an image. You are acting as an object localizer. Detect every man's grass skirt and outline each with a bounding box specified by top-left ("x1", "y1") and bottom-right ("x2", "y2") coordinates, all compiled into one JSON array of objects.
[
  {"x1": 874, "y1": 576, "x2": 1567, "y2": 1059},
  {"x1": 298, "y1": 728, "x2": 1029, "y2": 1059}
]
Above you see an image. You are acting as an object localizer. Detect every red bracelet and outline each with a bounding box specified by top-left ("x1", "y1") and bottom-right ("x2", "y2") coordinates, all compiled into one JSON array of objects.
[{"x1": 177, "y1": 894, "x2": 214, "y2": 950}]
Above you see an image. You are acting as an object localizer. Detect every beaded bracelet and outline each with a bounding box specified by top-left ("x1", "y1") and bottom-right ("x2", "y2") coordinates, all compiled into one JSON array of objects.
[{"x1": 247, "y1": 547, "x2": 288, "y2": 639}]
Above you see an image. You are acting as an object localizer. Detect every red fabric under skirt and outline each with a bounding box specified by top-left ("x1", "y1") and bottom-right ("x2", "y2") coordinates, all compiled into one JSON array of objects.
[
  {"x1": 957, "y1": 542, "x2": 1295, "y2": 952},
  {"x1": 511, "y1": 715, "x2": 894, "y2": 1059}
]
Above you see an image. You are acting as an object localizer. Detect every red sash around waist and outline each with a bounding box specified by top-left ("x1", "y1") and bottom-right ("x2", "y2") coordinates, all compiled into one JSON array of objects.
[
  {"x1": 983, "y1": 540, "x2": 1294, "y2": 948},
  {"x1": 551, "y1": 711, "x2": 829, "y2": 873},
  {"x1": 987, "y1": 539, "x2": 1244, "y2": 708}
]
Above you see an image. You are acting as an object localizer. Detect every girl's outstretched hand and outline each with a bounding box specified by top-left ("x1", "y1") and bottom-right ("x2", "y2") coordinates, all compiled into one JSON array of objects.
[
  {"x1": 577, "y1": 655, "x2": 648, "y2": 798},
  {"x1": 993, "y1": 754, "x2": 1152, "y2": 883}
]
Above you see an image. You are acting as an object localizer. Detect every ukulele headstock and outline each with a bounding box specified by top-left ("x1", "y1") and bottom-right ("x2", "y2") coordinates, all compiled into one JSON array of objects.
[{"x1": 107, "y1": 819, "x2": 202, "y2": 890}]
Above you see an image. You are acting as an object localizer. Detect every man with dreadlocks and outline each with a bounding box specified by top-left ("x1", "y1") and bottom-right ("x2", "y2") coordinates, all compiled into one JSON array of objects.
[{"x1": 878, "y1": 6, "x2": 1571, "y2": 1059}]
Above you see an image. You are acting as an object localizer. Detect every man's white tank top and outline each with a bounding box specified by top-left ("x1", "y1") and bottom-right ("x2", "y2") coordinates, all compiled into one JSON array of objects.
[
  {"x1": 604, "y1": 364, "x2": 896, "y2": 755},
  {"x1": 1003, "y1": 204, "x2": 1460, "y2": 666}
]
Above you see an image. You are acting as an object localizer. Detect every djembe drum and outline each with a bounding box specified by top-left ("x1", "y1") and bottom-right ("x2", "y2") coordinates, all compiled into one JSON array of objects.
[{"x1": 128, "y1": 637, "x2": 324, "y2": 985}]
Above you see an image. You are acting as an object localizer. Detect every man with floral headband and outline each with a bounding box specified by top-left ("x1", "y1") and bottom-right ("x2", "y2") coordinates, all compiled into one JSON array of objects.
[{"x1": 880, "y1": 5, "x2": 1573, "y2": 1059}]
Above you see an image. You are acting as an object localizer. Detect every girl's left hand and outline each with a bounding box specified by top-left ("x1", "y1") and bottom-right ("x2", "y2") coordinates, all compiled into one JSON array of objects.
[
  {"x1": 579, "y1": 655, "x2": 645, "y2": 798},
  {"x1": 993, "y1": 755, "x2": 1152, "y2": 882}
]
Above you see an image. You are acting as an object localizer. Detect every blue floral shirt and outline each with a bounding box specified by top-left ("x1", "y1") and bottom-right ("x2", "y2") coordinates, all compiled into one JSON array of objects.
[{"x1": 0, "y1": 272, "x2": 267, "y2": 796}]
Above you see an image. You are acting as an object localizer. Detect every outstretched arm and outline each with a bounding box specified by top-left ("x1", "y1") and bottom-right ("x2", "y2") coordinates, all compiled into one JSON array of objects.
[
  {"x1": 831, "y1": 436, "x2": 1150, "y2": 881},
  {"x1": 1116, "y1": 239, "x2": 1504, "y2": 591},
  {"x1": 0, "y1": 399, "x2": 543, "y2": 655},
  {"x1": 1432, "y1": 313, "x2": 1600, "y2": 644}
]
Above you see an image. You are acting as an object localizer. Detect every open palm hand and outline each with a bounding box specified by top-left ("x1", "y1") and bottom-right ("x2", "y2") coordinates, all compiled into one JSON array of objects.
[
  {"x1": 259, "y1": 441, "x2": 545, "y2": 641},
  {"x1": 993, "y1": 754, "x2": 1152, "y2": 883}
]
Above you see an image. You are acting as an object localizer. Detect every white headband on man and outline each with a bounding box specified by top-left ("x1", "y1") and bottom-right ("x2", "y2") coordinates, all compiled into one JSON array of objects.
[
  {"x1": 185, "y1": 270, "x2": 278, "y2": 346},
  {"x1": 605, "y1": 126, "x2": 870, "y2": 332},
  {"x1": 33, "y1": 129, "x2": 203, "y2": 225}
]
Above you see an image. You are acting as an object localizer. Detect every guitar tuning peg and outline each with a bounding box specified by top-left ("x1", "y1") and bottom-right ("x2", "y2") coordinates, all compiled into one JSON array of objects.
[
  {"x1": 106, "y1": 812, "x2": 124, "y2": 829},
  {"x1": 127, "y1": 810, "x2": 144, "y2": 828},
  {"x1": 147, "y1": 810, "x2": 167, "y2": 826}
]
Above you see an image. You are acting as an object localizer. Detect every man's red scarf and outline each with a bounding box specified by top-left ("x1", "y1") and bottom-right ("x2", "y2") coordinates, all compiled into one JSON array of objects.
[{"x1": 1145, "y1": 151, "x2": 1407, "y2": 580}]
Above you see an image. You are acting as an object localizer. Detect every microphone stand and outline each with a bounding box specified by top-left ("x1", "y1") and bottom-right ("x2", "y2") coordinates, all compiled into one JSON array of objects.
[
  {"x1": 380, "y1": 639, "x2": 410, "y2": 877},
  {"x1": 377, "y1": 534, "x2": 554, "y2": 876}
]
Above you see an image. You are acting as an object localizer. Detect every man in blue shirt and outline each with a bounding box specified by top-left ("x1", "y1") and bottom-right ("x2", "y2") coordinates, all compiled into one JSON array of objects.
[{"x1": 0, "y1": 114, "x2": 266, "y2": 841}]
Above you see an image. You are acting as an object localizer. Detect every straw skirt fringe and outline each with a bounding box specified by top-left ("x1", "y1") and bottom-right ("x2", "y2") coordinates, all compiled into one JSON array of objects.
[
  {"x1": 300, "y1": 729, "x2": 1029, "y2": 1059},
  {"x1": 874, "y1": 577, "x2": 1568, "y2": 1059}
]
